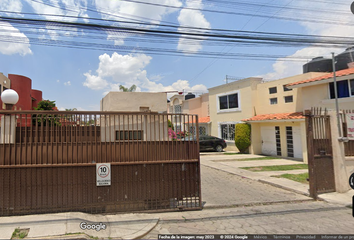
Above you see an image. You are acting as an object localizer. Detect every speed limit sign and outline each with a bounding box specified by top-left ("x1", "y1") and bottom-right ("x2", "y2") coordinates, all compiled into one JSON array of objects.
[{"x1": 96, "y1": 163, "x2": 111, "y2": 186}]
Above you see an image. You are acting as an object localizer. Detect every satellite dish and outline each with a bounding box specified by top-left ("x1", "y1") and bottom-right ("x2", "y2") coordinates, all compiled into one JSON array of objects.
[{"x1": 351, "y1": 1, "x2": 354, "y2": 14}]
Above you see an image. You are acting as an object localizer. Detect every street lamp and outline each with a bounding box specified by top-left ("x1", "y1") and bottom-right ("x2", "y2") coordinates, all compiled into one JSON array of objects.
[
  {"x1": 0, "y1": 89, "x2": 19, "y2": 143},
  {"x1": 1, "y1": 89, "x2": 19, "y2": 110}
]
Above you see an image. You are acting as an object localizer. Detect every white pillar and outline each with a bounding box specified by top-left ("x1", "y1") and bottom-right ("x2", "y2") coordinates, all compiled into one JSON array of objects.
[
  {"x1": 328, "y1": 110, "x2": 350, "y2": 193},
  {"x1": 0, "y1": 115, "x2": 16, "y2": 144}
]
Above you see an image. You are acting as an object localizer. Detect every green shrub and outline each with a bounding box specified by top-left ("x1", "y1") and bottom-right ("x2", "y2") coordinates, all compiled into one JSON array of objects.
[
  {"x1": 168, "y1": 119, "x2": 174, "y2": 130},
  {"x1": 235, "y1": 123, "x2": 251, "y2": 153}
]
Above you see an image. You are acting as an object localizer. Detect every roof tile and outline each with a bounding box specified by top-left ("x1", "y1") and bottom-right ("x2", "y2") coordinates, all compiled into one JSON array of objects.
[
  {"x1": 287, "y1": 67, "x2": 354, "y2": 87},
  {"x1": 243, "y1": 112, "x2": 304, "y2": 122},
  {"x1": 186, "y1": 116, "x2": 210, "y2": 123}
]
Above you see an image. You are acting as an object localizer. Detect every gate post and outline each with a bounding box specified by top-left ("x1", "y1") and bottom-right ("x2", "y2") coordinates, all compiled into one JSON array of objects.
[
  {"x1": 305, "y1": 110, "x2": 317, "y2": 199},
  {"x1": 328, "y1": 110, "x2": 350, "y2": 193}
]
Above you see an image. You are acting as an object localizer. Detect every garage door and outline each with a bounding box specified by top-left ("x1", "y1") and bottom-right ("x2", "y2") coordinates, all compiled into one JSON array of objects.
[{"x1": 261, "y1": 126, "x2": 277, "y2": 156}]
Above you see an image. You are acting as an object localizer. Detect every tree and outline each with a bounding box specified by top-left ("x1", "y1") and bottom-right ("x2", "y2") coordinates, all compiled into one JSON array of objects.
[
  {"x1": 119, "y1": 84, "x2": 137, "y2": 92},
  {"x1": 234, "y1": 123, "x2": 251, "y2": 154},
  {"x1": 65, "y1": 108, "x2": 77, "y2": 111},
  {"x1": 64, "y1": 108, "x2": 78, "y2": 123},
  {"x1": 32, "y1": 100, "x2": 60, "y2": 126},
  {"x1": 34, "y1": 100, "x2": 57, "y2": 111}
]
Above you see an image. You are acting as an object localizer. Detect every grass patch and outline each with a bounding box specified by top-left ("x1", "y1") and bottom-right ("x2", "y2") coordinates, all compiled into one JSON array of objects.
[
  {"x1": 219, "y1": 156, "x2": 280, "y2": 161},
  {"x1": 223, "y1": 152, "x2": 242, "y2": 155},
  {"x1": 11, "y1": 228, "x2": 29, "y2": 239},
  {"x1": 272, "y1": 172, "x2": 309, "y2": 184},
  {"x1": 241, "y1": 164, "x2": 308, "y2": 172}
]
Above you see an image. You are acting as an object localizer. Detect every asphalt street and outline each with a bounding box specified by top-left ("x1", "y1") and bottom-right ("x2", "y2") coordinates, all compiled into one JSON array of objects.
[
  {"x1": 142, "y1": 156, "x2": 354, "y2": 239},
  {"x1": 142, "y1": 201, "x2": 353, "y2": 238}
]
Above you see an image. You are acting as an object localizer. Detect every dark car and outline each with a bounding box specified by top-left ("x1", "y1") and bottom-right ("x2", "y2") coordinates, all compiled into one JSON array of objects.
[{"x1": 199, "y1": 135, "x2": 227, "y2": 152}]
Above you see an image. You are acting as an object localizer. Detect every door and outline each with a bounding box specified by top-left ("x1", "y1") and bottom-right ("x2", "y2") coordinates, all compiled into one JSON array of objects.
[
  {"x1": 293, "y1": 126, "x2": 303, "y2": 159},
  {"x1": 261, "y1": 126, "x2": 277, "y2": 156}
]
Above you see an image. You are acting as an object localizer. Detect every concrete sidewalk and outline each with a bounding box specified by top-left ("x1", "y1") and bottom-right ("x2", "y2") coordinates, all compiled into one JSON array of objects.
[
  {"x1": 0, "y1": 212, "x2": 159, "y2": 239},
  {"x1": 200, "y1": 152, "x2": 353, "y2": 207}
]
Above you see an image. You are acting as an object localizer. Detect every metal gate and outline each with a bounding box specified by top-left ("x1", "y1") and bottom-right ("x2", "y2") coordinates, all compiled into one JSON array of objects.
[
  {"x1": 0, "y1": 110, "x2": 202, "y2": 216},
  {"x1": 305, "y1": 108, "x2": 335, "y2": 198}
]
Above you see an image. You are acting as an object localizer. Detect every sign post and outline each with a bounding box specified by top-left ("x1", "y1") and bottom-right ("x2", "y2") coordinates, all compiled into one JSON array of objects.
[{"x1": 96, "y1": 163, "x2": 111, "y2": 186}]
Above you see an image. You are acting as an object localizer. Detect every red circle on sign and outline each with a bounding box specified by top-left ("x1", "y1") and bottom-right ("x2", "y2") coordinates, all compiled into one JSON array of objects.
[{"x1": 97, "y1": 164, "x2": 110, "y2": 178}]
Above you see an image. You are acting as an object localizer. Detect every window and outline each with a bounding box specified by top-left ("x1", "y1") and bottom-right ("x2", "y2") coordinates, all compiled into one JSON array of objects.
[
  {"x1": 284, "y1": 96, "x2": 293, "y2": 103},
  {"x1": 275, "y1": 126, "x2": 281, "y2": 156},
  {"x1": 269, "y1": 87, "x2": 277, "y2": 94},
  {"x1": 286, "y1": 127, "x2": 294, "y2": 157},
  {"x1": 199, "y1": 126, "x2": 207, "y2": 136},
  {"x1": 116, "y1": 130, "x2": 143, "y2": 140},
  {"x1": 174, "y1": 105, "x2": 182, "y2": 113},
  {"x1": 189, "y1": 126, "x2": 196, "y2": 135},
  {"x1": 329, "y1": 79, "x2": 354, "y2": 99},
  {"x1": 217, "y1": 91, "x2": 240, "y2": 112},
  {"x1": 283, "y1": 85, "x2": 292, "y2": 92},
  {"x1": 270, "y1": 98, "x2": 278, "y2": 105},
  {"x1": 220, "y1": 124, "x2": 235, "y2": 141},
  {"x1": 219, "y1": 93, "x2": 239, "y2": 110}
]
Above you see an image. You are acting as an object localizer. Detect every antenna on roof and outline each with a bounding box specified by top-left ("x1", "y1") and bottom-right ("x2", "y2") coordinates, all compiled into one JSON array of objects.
[{"x1": 224, "y1": 75, "x2": 244, "y2": 84}]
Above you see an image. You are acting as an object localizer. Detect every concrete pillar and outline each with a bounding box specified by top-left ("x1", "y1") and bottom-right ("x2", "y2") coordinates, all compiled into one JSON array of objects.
[
  {"x1": 250, "y1": 123, "x2": 262, "y2": 154},
  {"x1": 328, "y1": 110, "x2": 350, "y2": 193},
  {"x1": 0, "y1": 115, "x2": 16, "y2": 143}
]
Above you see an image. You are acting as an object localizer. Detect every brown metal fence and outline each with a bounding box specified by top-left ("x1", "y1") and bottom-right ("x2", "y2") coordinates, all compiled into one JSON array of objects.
[
  {"x1": 0, "y1": 110, "x2": 202, "y2": 216},
  {"x1": 305, "y1": 108, "x2": 335, "y2": 198}
]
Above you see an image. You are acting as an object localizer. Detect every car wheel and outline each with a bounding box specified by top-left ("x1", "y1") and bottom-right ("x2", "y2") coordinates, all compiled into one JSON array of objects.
[{"x1": 215, "y1": 145, "x2": 223, "y2": 152}]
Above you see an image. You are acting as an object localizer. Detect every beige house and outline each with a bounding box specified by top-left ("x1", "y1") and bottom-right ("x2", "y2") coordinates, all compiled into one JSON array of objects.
[
  {"x1": 208, "y1": 77, "x2": 262, "y2": 150},
  {"x1": 101, "y1": 92, "x2": 167, "y2": 112},
  {"x1": 209, "y1": 73, "x2": 326, "y2": 156},
  {"x1": 100, "y1": 92, "x2": 169, "y2": 142},
  {"x1": 168, "y1": 93, "x2": 210, "y2": 136}
]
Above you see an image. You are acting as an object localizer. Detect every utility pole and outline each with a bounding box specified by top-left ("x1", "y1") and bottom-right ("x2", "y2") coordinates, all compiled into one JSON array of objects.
[{"x1": 332, "y1": 52, "x2": 342, "y2": 137}]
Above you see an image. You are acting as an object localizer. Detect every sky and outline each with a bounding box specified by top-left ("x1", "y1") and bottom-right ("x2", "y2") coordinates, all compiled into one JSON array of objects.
[{"x1": 1, "y1": 0, "x2": 354, "y2": 110}]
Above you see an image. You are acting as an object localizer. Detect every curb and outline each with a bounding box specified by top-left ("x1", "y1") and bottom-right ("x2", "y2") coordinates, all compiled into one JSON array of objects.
[
  {"x1": 258, "y1": 179, "x2": 310, "y2": 197},
  {"x1": 25, "y1": 218, "x2": 159, "y2": 240}
]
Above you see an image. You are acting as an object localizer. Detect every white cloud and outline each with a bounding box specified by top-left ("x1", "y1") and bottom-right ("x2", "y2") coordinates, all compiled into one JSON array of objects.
[
  {"x1": 262, "y1": 2, "x2": 354, "y2": 80},
  {"x1": 24, "y1": 0, "x2": 89, "y2": 40},
  {"x1": 83, "y1": 52, "x2": 207, "y2": 96},
  {"x1": 0, "y1": 22, "x2": 32, "y2": 56},
  {"x1": 177, "y1": 0, "x2": 211, "y2": 53},
  {"x1": 64, "y1": 81, "x2": 71, "y2": 86},
  {"x1": 1, "y1": 0, "x2": 22, "y2": 13},
  {"x1": 83, "y1": 71, "x2": 108, "y2": 90},
  {"x1": 94, "y1": 0, "x2": 182, "y2": 45}
]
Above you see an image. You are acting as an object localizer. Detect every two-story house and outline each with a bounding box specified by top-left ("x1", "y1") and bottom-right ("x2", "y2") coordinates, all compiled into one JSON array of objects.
[{"x1": 168, "y1": 93, "x2": 210, "y2": 136}]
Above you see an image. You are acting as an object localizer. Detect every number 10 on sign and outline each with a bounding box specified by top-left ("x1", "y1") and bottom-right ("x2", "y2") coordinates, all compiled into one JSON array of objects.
[{"x1": 96, "y1": 163, "x2": 111, "y2": 186}]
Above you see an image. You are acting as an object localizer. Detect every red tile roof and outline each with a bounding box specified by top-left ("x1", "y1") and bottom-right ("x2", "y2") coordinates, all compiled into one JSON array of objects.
[
  {"x1": 243, "y1": 112, "x2": 304, "y2": 122},
  {"x1": 287, "y1": 67, "x2": 354, "y2": 87},
  {"x1": 186, "y1": 116, "x2": 210, "y2": 123}
]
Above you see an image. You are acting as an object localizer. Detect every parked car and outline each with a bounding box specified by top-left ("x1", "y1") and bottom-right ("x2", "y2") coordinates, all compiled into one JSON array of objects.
[
  {"x1": 181, "y1": 135, "x2": 227, "y2": 152},
  {"x1": 199, "y1": 135, "x2": 227, "y2": 152}
]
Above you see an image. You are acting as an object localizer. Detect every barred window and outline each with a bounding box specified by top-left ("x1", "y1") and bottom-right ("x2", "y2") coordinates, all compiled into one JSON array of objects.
[
  {"x1": 220, "y1": 124, "x2": 235, "y2": 141},
  {"x1": 199, "y1": 126, "x2": 207, "y2": 136},
  {"x1": 174, "y1": 105, "x2": 182, "y2": 113}
]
